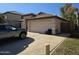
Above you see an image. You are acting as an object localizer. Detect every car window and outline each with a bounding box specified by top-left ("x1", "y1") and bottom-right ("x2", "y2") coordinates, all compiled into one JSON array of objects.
[
  {"x1": 5, "y1": 25, "x2": 16, "y2": 30},
  {"x1": 5, "y1": 25, "x2": 12, "y2": 29},
  {"x1": 0, "y1": 25, "x2": 6, "y2": 30},
  {"x1": 0, "y1": 25, "x2": 16, "y2": 31}
]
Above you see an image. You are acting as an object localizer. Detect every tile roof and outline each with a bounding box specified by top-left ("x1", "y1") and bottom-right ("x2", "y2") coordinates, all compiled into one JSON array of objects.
[
  {"x1": 35, "y1": 12, "x2": 53, "y2": 18},
  {"x1": 22, "y1": 12, "x2": 70, "y2": 22}
]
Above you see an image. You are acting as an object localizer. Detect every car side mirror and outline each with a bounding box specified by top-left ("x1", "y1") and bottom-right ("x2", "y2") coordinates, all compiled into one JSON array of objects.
[{"x1": 11, "y1": 27, "x2": 16, "y2": 30}]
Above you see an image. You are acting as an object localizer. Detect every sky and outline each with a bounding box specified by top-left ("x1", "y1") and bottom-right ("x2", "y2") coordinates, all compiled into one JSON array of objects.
[{"x1": 0, "y1": 3, "x2": 79, "y2": 16}]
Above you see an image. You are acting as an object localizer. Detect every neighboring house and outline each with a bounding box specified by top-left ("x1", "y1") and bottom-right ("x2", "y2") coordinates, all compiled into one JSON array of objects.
[
  {"x1": 2, "y1": 11, "x2": 23, "y2": 28},
  {"x1": 22, "y1": 12, "x2": 72, "y2": 34}
]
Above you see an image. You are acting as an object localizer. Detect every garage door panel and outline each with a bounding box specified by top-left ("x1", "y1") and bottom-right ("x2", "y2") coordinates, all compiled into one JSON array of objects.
[{"x1": 28, "y1": 19, "x2": 54, "y2": 33}]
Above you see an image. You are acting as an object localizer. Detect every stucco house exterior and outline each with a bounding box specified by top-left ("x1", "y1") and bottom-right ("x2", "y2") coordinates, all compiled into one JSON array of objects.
[
  {"x1": 2, "y1": 11, "x2": 23, "y2": 28},
  {"x1": 21, "y1": 12, "x2": 72, "y2": 34}
]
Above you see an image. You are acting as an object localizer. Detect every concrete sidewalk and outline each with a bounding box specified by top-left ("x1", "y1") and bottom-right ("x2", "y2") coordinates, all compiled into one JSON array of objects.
[{"x1": 18, "y1": 32, "x2": 67, "y2": 55}]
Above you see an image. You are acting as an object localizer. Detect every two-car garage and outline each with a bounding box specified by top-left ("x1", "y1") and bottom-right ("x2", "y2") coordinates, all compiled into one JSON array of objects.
[
  {"x1": 21, "y1": 13, "x2": 72, "y2": 34},
  {"x1": 27, "y1": 18, "x2": 56, "y2": 34}
]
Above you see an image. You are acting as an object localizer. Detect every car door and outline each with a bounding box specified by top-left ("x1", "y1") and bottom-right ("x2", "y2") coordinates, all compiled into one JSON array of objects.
[
  {"x1": 0, "y1": 25, "x2": 10, "y2": 39},
  {"x1": 5, "y1": 25, "x2": 15, "y2": 37},
  {"x1": 9, "y1": 26, "x2": 19, "y2": 37}
]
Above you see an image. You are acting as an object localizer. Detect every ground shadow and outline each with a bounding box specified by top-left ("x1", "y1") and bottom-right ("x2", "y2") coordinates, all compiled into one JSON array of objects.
[
  {"x1": 68, "y1": 36, "x2": 79, "y2": 39},
  {"x1": 45, "y1": 33, "x2": 71, "y2": 38},
  {"x1": 66, "y1": 33, "x2": 79, "y2": 39},
  {"x1": 0, "y1": 37, "x2": 34, "y2": 55},
  {"x1": 55, "y1": 34, "x2": 79, "y2": 39}
]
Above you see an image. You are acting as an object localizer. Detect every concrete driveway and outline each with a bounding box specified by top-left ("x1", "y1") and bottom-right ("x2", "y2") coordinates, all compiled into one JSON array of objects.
[{"x1": 19, "y1": 32, "x2": 67, "y2": 55}]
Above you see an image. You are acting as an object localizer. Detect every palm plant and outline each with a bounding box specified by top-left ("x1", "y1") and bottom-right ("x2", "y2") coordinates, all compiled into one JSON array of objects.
[{"x1": 60, "y1": 4, "x2": 79, "y2": 31}]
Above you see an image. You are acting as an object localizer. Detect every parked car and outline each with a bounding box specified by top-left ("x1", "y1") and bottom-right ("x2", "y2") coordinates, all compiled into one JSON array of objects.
[{"x1": 0, "y1": 24, "x2": 27, "y2": 39}]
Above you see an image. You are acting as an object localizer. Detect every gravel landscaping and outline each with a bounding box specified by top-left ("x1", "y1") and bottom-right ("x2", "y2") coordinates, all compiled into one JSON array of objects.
[{"x1": 52, "y1": 38, "x2": 79, "y2": 55}]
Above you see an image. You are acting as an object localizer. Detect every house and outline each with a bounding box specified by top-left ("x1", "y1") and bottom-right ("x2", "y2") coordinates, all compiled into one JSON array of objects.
[
  {"x1": 21, "y1": 12, "x2": 72, "y2": 34},
  {"x1": 2, "y1": 11, "x2": 23, "y2": 28}
]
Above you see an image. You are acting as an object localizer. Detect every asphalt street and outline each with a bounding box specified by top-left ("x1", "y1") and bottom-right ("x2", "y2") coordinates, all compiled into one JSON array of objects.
[{"x1": 0, "y1": 37, "x2": 34, "y2": 55}]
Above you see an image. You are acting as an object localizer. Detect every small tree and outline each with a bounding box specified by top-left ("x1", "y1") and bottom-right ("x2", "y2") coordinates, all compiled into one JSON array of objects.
[
  {"x1": 0, "y1": 14, "x2": 5, "y2": 23},
  {"x1": 60, "y1": 3, "x2": 79, "y2": 31}
]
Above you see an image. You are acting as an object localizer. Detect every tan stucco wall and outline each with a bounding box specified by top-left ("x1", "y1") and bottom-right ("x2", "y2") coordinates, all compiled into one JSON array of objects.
[
  {"x1": 21, "y1": 19, "x2": 27, "y2": 29},
  {"x1": 4, "y1": 13, "x2": 21, "y2": 28},
  {"x1": 54, "y1": 18, "x2": 61, "y2": 33}
]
